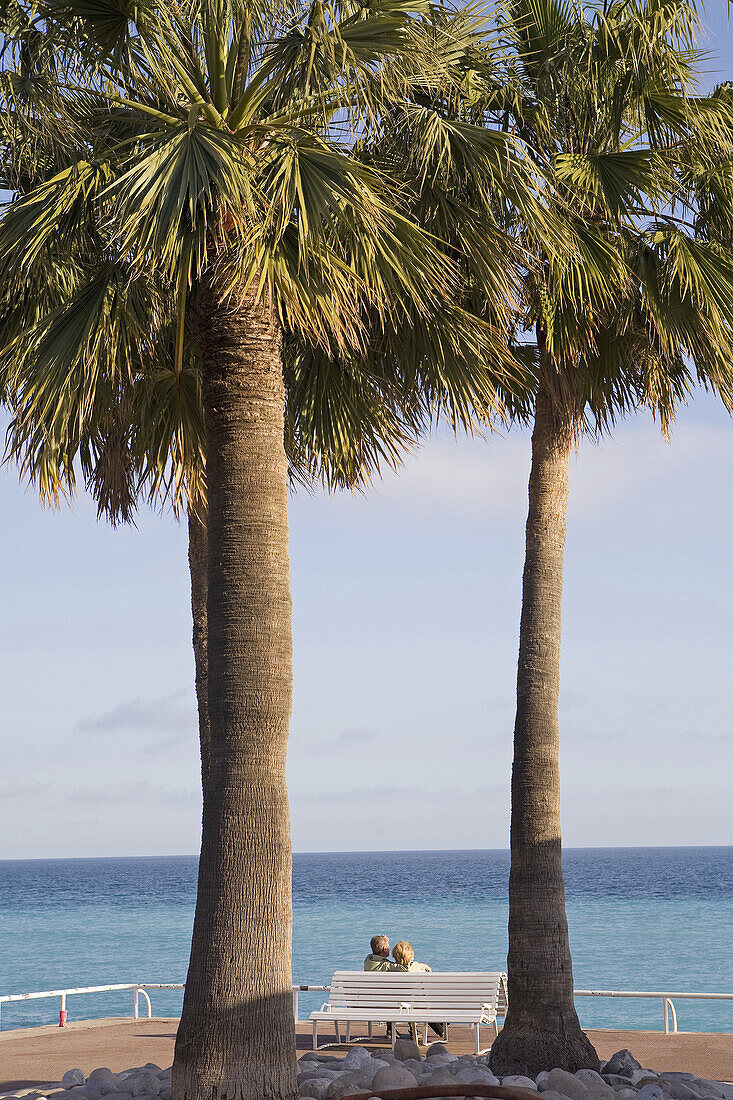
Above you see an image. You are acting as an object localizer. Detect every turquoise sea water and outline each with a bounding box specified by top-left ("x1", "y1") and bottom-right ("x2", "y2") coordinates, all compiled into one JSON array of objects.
[{"x1": 0, "y1": 848, "x2": 731, "y2": 1034}]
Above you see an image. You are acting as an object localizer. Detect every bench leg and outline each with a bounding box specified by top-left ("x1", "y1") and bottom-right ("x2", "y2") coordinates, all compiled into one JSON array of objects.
[
  {"x1": 345, "y1": 1021, "x2": 351, "y2": 1044},
  {"x1": 313, "y1": 1020, "x2": 318, "y2": 1051},
  {"x1": 391, "y1": 1024, "x2": 396, "y2": 1051},
  {"x1": 475, "y1": 1023, "x2": 480, "y2": 1055},
  {"x1": 334, "y1": 1021, "x2": 340, "y2": 1044},
  {"x1": 368, "y1": 1021, "x2": 373, "y2": 1038}
]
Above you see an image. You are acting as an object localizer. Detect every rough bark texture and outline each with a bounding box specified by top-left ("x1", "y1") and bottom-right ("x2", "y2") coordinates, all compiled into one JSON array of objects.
[
  {"x1": 188, "y1": 501, "x2": 210, "y2": 792},
  {"x1": 489, "y1": 373, "x2": 599, "y2": 1077},
  {"x1": 173, "y1": 279, "x2": 296, "y2": 1100}
]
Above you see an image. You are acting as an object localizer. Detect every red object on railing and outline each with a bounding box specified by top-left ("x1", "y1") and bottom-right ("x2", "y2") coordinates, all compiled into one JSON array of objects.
[{"x1": 59, "y1": 1009, "x2": 67, "y2": 1027}]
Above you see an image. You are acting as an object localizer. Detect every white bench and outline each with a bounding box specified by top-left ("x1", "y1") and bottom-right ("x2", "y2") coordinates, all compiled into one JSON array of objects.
[{"x1": 310, "y1": 971, "x2": 508, "y2": 1054}]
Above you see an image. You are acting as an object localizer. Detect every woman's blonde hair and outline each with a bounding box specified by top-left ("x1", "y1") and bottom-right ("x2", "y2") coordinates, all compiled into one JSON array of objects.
[{"x1": 392, "y1": 941, "x2": 414, "y2": 967}]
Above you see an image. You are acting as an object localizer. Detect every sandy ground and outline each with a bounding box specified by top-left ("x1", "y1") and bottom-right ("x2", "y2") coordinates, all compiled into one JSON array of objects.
[{"x1": 1, "y1": 1019, "x2": 731, "y2": 1092}]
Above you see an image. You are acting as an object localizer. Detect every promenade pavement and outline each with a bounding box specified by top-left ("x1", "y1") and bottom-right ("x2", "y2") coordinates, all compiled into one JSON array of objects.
[{"x1": 1, "y1": 1019, "x2": 731, "y2": 1092}]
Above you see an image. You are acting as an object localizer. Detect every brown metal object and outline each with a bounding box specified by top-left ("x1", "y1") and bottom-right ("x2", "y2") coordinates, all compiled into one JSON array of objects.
[{"x1": 362, "y1": 1087, "x2": 541, "y2": 1100}]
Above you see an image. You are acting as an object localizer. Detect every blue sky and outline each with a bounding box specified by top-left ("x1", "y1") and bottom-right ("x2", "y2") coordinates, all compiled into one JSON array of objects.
[{"x1": 2, "y1": 5, "x2": 733, "y2": 860}]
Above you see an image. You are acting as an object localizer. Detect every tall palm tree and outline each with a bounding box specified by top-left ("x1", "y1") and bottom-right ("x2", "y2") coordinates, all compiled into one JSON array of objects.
[
  {"x1": 393, "y1": 0, "x2": 733, "y2": 1074},
  {"x1": 0, "y1": 4, "x2": 529, "y2": 1096}
]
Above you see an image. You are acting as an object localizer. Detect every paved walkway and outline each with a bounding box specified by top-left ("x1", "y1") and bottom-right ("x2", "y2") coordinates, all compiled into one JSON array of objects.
[{"x1": 0, "y1": 1019, "x2": 731, "y2": 1092}]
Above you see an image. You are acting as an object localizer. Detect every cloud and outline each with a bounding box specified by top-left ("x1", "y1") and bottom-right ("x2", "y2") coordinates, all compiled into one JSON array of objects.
[
  {"x1": 302, "y1": 419, "x2": 733, "y2": 526},
  {"x1": 68, "y1": 780, "x2": 199, "y2": 806},
  {"x1": 76, "y1": 690, "x2": 194, "y2": 736}
]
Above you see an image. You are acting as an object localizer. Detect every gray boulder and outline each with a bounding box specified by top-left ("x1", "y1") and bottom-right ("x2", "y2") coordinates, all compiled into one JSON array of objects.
[
  {"x1": 665, "y1": 1083, "x2": 701, "y2": 1100},
  {"x1": 131, "y1": 1074, "x2": 160, "y2": 1098},
  {"x1": 541, "y1": 1090, "x2": 578, "y2": 1100},
  {"x1": 325, "y1": 1075, "x2": 363, "y2": 1099},
  {"x1": 426, "y1": 1044, "x2": 452, "y2": 1059},
  {"x1": 577, "y1": 1073, "x2": 608, "y2": 1087},
  {"x1": 502, "y1": 1076, "x2": 538, "y2": 1090},
  {"x1": 65, "y1": 1089, "x2": 100, "y2": 1100},
  {"x1": 636, "y1": 1086, "x2": 666, "y2": 1100},
  {"x1": 87, "y1": 1074, "x2": 119, "y2": 1098},
  {"x1": 342, "y1": 1050, "x2": 371, "y2": 1072},
  {"x1": 423, "y1": 1066, "x2": 455, "y2": 1087},
  {"x1": 694, "y1": 1082, "x2": 728, "y2": 1099},
  {"x1": 393, "y1": 1038, "x2": 421, "y2": 1063},
  {"x1": 605, "y1": 1077, "x2": 639, "y2": 1091},
  {"x1": 454, "y1": 1065, "x2": 499, "y2": 1085},
  {"x1": 537, "y1": 1072, "x2": 552, "y2": 1090},
  {"x1": 604, "y1": 1053, "x2": 643, "y2": 1080},
  {"x1": 371, "y1": 1065, "x2": 418, "y2": 1092},
  {"x1": 62, "y1": 1073, "x2": 85, "y2": 1090},
  {"x1": 299, "y1": 1082, "x2": 332, "y2": 1100},
  {"x1": 546, "y1": 1068, "x2": 592, "y2": 1100}
]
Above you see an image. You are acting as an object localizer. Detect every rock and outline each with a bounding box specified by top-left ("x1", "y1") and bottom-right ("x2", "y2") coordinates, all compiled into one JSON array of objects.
[
  {"x1": 423, "y1": 1066, "x2": 455, "y2": 1087},
  {"x1": 85, "y1": 1076, "x2": 119, "y2": 1099},
  {"x1": 325, "y1": 1075, "x2": 363, "y2": 1099},
  {"x1": 340, "y1": 1090, "x2": 370, "y2": 1099},
  {"x1": 62, "y1": 1073, "x2": 85, "y2": 1090},
  {"x1": 454, "y1": 1066, "x2": 499, "y2": 1085},
  {"x1": 372, "y1": 1065, "x2": 418, "y2": 1092},
  {"x1": 103, "y1": 1093, "x2": 135, "y2": 1100},
  {"x1": 300, "y1": 1053, "x2": 321, "y2": 1063},
  {"x1": 630, "y1": 1074, "x2": 660, "y2": 1088},
  {"x1": 542, "y1": 1090, "x2": 578, "y2": 1100},
  {"x1": 605, "y1": 1078, "x2": 638, "y2": 1091},
  {"x1": 547, "y1": 1068, "x2": 592, "y2": 1100},
  {"x1": 142, "y1": 1071, "x2": 160, "y2": 1078},
  {"x1": 426, "y1": 1043, "x2": 451, "y2": 1058},
  {"x1": 694, "y1": 1082, "x2": 728, "y2": 1099},
  {"x1": 131, "y1": 1075, "x2": 160, "y2": 1098},
  {"x1": 342, "y1": 1050, "x2": 371, "y2": 1072},
  {"x1": 68, "y1": 1089, "x2": 102, "y2": 1100},
  {"x1": 578, "y1": 1073, "x2": 609, "y2": 1087},
  {"x1": 502, "y1": 1076, "x2": 538, "y2": 1090},
  {"x1": 604, "y1": 1053, "x2": 643, "y2": 1080},
  {"x1": 299, "y1": 1082, "x2": 331, "y2": 1100},
  {"x1": 537, "y1": 1072, "x2": 552, "y2": 1090},
  {"x1": 393, "y1": 1038, "x2": 421, "y2": 1062},
  {"x1": 666, "y1": 1083, "x2": 701, "y2": 1100},
  {"x1": 401, "y1": 1059, "x2": 423, "y2": 1075},
  {"x1": 361, "y1": 1060, "x2": 389, "y2": 1083},
  {"x1": 636, "y1": 1086, "x2": 666, "y2": 1100}
]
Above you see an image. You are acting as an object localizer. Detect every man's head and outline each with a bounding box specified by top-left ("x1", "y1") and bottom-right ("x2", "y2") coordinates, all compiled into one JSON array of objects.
[{"x1": 370, "y1": 934, "x2": 390, "y2": 958}]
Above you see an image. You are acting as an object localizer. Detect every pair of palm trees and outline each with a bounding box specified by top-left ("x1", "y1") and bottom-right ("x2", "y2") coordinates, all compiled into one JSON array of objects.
[{"x1": 2, "y1": 0, "x2": 733, "y2": 1095}]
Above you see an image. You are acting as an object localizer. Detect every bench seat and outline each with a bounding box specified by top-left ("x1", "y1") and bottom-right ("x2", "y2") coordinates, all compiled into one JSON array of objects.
[{"x1": 309, "y1": 970, "x2": 507, "y2": 1054}]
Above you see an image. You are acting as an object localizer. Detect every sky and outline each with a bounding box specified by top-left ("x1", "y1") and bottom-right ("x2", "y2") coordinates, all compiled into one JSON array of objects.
[{"x1": 2, "y1": 8, "x2": 733, "y2": 861}]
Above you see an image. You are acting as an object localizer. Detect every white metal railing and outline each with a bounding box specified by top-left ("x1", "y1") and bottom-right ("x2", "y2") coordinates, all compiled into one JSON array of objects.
[
  {"x1": 574, "y1": 989, "x2": 733, "y2": 1034},
  {"x1": 0, "y1": 982, "x2": 331, "y2": 1031},
  {"x1": 1, "y1": 982, "x2": 731, "y2": 1035}
]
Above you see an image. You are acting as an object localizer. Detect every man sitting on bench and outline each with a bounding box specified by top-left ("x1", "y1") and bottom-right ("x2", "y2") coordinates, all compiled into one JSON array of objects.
[{"x1": 364, "y1": 933, "x2": 401, "y2": 972}]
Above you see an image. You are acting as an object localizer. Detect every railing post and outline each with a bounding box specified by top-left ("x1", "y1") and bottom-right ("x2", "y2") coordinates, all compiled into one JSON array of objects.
[
  {"x1": 134, "y1": 989, "x2": 139, "y2": 1021},
  {"x1": 293, "y1": 990, "x2": 299, "y2": 1024},
  {"x1": 59, "y1": 993, "x2": 67, "y2": 1027}
]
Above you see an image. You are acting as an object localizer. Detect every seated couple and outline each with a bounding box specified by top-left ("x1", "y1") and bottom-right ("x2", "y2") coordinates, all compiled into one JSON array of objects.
[
  {"x1": 363, "y1": 934, "x2": 446, "y2": 1040},
  {"x1": 364, "y1": 934, "x2": 432, "y2": 973}
]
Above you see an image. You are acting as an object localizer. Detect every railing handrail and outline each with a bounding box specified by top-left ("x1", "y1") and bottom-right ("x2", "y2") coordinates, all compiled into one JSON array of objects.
[
  {"x1": 574, "y1": 990, "x2": 733, "y2": 1001},
  {"x1": 1, "y1": 982, "x2": 731, "y2": 1035}
]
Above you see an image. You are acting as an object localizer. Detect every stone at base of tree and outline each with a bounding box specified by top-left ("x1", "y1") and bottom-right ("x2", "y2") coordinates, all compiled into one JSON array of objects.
[{"x1": 602, "y1": 1052, "x2": 642, "y2": 1078}]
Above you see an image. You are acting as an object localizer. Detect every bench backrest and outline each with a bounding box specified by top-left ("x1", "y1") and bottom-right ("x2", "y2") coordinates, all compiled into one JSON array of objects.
[{"x1": 328, "y1": 971, "x2": 507, "y2": 1016}]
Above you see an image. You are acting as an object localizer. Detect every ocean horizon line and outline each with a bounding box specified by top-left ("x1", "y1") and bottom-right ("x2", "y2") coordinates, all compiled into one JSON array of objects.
[{"x1": 2, "y1": 842, "x2": 733, "y2": 863}]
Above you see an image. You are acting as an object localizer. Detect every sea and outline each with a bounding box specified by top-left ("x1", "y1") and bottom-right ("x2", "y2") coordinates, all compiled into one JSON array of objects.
[{"x1": 1, "y1": 848, "x2": 732, "y2": 1034}]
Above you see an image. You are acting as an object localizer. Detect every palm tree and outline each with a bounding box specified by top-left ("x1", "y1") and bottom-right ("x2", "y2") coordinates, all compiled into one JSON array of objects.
[
  {"x1": 402, "y1": 0, "x2": 733, "y2": 1074},
  {"x1": 0, "y1": 4, "x2": 527, "y2": 1096}
]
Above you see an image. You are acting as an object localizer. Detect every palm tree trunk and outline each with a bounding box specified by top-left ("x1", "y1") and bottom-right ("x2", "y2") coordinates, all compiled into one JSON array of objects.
[
  {"x1": 187, "y1": 501, "x2": 210, "y2": 792},
  {"x1": 173, "y1": 279, "x2": 296, "y2": 1100},
  {"x1": 489, "y1": 368, "x2": 599, "y2": 1077}
]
